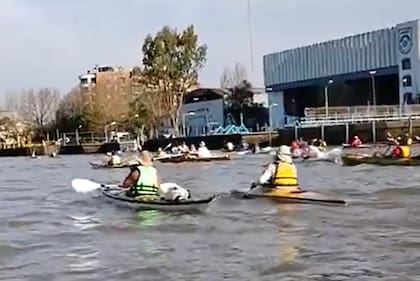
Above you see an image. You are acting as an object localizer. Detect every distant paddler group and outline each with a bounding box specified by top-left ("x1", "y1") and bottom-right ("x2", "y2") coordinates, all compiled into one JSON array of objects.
[
  {"x1": 341, "y1": 132, "x2": 420, "y2": 166},
  {"x1": 154, "y1": 141, "x2": 230, "y2": 163}
]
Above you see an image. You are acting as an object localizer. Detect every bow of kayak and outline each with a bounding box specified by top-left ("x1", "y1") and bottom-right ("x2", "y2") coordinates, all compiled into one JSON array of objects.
[{"x1": 101, "y1": 187, "x2": 216, "y2": 212}]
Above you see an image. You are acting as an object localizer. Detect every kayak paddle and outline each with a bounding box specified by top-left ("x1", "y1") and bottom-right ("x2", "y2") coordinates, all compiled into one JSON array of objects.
[
  {"x1": 71, "y1": 178, "x2": 109, "y2": 193},
  {"x1": 71, "y1": 178, "x2": 188, "y2": 195}
]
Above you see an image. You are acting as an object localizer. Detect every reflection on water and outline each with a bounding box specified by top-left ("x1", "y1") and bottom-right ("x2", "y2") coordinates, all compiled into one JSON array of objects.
[
  {"x1": 134, "y1": 210, "x2": 163, "y2": 227},
  {"x1": 66, "y1": 247, "x2": 100, "y2": 273},
  {"x1": 70, "y1": 215, "x2": 101, "y2": 231},
  {"x1": 1, "y1": 154, "x2": 420, "y2": 280},
  {"x1": 275, "y1": 209, "x2": 300, "y2": 266}
]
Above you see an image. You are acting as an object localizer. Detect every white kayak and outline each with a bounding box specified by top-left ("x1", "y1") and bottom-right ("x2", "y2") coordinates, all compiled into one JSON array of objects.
[
  {"x1": 101, "y1": 186, "x2": 216, "y2": 212},
  {"x1": 71, "y1": 179, "x2": 216, "y2": 212}
]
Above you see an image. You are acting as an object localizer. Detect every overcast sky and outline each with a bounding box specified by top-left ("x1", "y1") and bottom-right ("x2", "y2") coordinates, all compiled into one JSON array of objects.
[{"x1": 1, "y1": 0, "x2": 419, "y2": 94}]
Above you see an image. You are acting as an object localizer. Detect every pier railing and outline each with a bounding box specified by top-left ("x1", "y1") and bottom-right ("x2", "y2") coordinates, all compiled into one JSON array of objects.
[{"x1": 291, "y1": 105, "x2": 420, "y2": 128}]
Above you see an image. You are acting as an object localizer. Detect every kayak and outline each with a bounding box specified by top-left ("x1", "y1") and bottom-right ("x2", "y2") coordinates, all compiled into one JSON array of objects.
[
  {"x1": 152, "y1": 153, "x2": 184, "y2": 161},
  {"x1": 158, "y1": 154, "x2": 231, "y2": 163},
  {"x1": 341, "y1": 153, "x2": 420, "y2": 166},
  {"x1": 342, "y1": 143, "x2": 388, "y2": 149},
  {"x1": 89, "y1": 161, "x2": 131, "y2": 169},
  {"x1": 232, "y1": 188, "x2": 345, "y2": 205},
  {"x1": 292, "y1": 147, "x2": 342, "y2": 164},
  {"x1": 101, "y1": 187, "x2": 216, "y2": 212}
]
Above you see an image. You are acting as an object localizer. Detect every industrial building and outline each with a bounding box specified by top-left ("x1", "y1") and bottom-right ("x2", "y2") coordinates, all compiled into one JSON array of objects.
[{"x1": 264, "y1": 19, "x2": 420, "y2": 128}]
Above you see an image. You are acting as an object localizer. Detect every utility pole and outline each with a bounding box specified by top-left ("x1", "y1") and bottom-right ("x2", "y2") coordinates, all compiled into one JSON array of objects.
[{"x1": 247, "y1": 0, "x2": 255, "y2": 82}]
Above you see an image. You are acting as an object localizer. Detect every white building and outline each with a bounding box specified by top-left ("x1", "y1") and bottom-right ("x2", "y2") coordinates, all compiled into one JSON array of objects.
[
  {"x1": 181, "y1": 87, "x2": 269, "y2": 136},
  {"x1": 181, "y1": 88, "x2": 228, "y2": 136},
  {"x1": 264, "y1": 19, "x2": 420, "y2": 128}
]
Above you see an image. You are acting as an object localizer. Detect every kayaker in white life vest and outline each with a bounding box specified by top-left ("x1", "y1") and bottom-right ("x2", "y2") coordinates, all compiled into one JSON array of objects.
[
  {"x1": 108, "y1": 151, "x2": 122, "y2": 166},
  {"x1": 120, "y1": 151, "x2": 163, "y2": 199},
  {"x1": 251, "y1": 145, "x2": 300, "y2": 192},
  {"x1": 197, "y1": 141, "x2": 212, "y2": 158}
]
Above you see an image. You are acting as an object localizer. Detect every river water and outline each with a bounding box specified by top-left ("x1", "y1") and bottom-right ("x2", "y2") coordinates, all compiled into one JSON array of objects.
[{"x1": 1, "y1": 151, "x2": 419, "y2": 281}]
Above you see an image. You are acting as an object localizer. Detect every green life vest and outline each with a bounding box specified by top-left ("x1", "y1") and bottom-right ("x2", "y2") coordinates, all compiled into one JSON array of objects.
[{"x1": 130, "y1": 166, "x2": 159, "y2": 197}]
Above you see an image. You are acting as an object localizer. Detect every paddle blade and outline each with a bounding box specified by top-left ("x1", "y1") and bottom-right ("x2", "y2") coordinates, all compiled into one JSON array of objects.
[{"x1": 71, "y1": 178, "x2": 102, "y2": 193}]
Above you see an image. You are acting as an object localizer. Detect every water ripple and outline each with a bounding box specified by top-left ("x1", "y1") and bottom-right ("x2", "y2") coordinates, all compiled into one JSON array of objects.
[{"x1": 0, "y1": 154, "x2": 419, "y2": 280}]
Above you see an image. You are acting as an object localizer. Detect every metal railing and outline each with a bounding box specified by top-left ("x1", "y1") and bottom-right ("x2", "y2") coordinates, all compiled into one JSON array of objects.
[
  {"x1": 303, "y1": 105, "x2": 420, "y2": 118},
  {"x1": 283, "y1": 105, "x2": 420, "y2": 128},
  {"x1": 296, "y1": 115, "x2": 420, "y2": 128}
]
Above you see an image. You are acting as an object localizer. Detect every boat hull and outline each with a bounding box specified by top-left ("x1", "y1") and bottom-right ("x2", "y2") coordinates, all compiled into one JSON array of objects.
[
  {"x1": 232, "y1": 188, "x2": 345, "y2": 205},
  {"x1": 89, "y1": 162, "x2": 130, "y2": 169},
  {"x1": 342, "y1": 143, "x2": 388, "y2": 149},
  {"x1": 158, "y1": 154, "x2": 231, "y2": 163},
  {"x1": 101, "y1": 188, "x2": 215, "y2": 212},
  {"x1": 341, "y1": 154, "x2": 420, "y2": 166}
]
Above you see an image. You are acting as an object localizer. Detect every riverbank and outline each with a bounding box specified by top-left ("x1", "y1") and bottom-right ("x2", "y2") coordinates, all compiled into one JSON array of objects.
[
  {"x1": 0, "y1": 119, "x2": 417, "y2": 156},
  {"x1": 143, "y1": 119, "x2": 420, "y2": 151}
]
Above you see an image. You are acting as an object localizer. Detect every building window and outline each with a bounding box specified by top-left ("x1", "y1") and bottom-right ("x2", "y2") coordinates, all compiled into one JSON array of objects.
[
  {"x1": 402, "y1": 58, "x2": 411, "y2": 70},
  {"x1": 402, "y1": 75, "x2": 412, "y2": 87},
  {"x1": 91, "y1": 77, "x2": 97, "y2": 84}
]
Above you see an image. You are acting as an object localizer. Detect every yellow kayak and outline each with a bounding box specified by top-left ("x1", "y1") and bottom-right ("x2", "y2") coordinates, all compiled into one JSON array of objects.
[{"x1": 232, "y1": 188, "x2": 346, "y2": 205}]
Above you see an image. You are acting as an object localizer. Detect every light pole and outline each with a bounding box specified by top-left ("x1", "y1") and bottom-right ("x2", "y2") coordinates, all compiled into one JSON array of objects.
[
  {"x1": 369, "y1": 70, "x2": 377, "y2": 115},
  {"x1": 182, "y1": 112, "x2": 195, "y2": 137},
  {"x1": 247, "y1": 0, "x2": 255, "y2": 81},
  {"x1": 75, "y1": 124, "x2": 82, "y2": 145},
  {"x1": 324, "y1": 80, "x2": 333, "y2": 117},
  {"x1": 104, "y1": 121, "x2": 116, "y2": 143},
  {"x1": 268, "y1": 103, "x2": 278, "y2": 147}
]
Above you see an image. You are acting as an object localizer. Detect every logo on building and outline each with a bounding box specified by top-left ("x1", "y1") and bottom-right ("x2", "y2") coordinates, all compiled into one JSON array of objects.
[{"x1": 398, "y1": 27, "x2": 413, "y2": 55}]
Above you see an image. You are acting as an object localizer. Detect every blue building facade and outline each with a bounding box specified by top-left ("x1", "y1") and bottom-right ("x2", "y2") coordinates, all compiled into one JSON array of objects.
[{"x1": 264, "y1": 20, "x2": 420, "y2": 128}]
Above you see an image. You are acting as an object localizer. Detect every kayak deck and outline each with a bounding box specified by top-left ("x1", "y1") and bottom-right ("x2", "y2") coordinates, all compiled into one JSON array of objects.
[
  {"x1": 232, "y1": 189, "x2": 346, "y2": 205},
  {"x1": 101, "y1": 188, "x2": 216, "y2": 212}
]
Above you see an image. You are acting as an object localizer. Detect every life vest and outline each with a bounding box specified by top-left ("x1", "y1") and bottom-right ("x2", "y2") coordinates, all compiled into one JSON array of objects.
[
  {"x1": 391, "y1": 147, "x2": 402, "y2": 157},
  {"x1": 129, "y1": 166, "x2": 159, "y2": 197},
  {"x1": 400, "y1": 145, "x2": 410, "y2": 158},
  {"x1": 272, "y1": 162, "x2": 298, "y2": 186}
]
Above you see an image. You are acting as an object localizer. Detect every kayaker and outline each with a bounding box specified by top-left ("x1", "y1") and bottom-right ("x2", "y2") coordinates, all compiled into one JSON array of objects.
[
  {"x1": 252, "y1": 143, "x2": 261, "y2": 154},
  {"x1": 108, "y1": 151, "x2": 122, "y2": 166},
  {"x1": 384, "y1": 136, "x2": 410, "y2": 158},
  {"x1": 399, "y1": 133, "x2": 412, "y2": 158},
  {"x1": 180, "y1": 141, "x2": 190, "y2": 153},
  {"x1": 197, "y1": 141, "x2": 212, "y2": 158},
  {"x1": 250, "y1": 145, "x2": 300, "y2": 192},
  {"x1": 157, "y1": 147, "x2": 168, "y2": 157},
  {"x1": 226, "y1": 142, "x2": 234, "y2": 151},
  {"x1": 290, "y1": 140, "x2": 299, "y2": 151},
  {"x1": 351, "y1": 136, "x2": 362, "y2": 147},
  {"x1": 171, "y1": 142, "x2": 181, "y2": 154},
  {"x1": 120, "y1": 151, "x2": 162, "y2": 200},
  {"x1": 190, "y1": 144, "x2": 197, "y2": 153}
]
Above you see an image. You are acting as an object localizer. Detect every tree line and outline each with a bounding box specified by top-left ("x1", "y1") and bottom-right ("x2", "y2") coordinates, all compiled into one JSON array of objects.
[{"x1": 2, "y1": 25, "x2": 259, "y2": 141}]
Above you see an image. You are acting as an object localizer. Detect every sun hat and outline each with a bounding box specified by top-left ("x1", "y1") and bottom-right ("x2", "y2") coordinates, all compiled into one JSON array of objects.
[{"x1": 275, "y1": 145, "x2": 293, "y2": 163}]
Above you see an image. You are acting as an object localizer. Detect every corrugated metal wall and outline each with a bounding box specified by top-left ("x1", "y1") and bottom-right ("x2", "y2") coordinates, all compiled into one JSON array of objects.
[{"x1": 264, "y1": 27, "x2": 398, "y2": 87}]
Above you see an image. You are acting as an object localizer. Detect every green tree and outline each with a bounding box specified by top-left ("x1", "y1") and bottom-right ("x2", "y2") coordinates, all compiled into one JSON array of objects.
[
  {"x1": 129, "y1": 82, "x2": 166, "y2": 139},
  {"x1": 141, "y1": 25, "x2": 207, "y2": 136}
]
